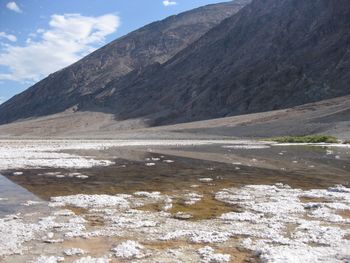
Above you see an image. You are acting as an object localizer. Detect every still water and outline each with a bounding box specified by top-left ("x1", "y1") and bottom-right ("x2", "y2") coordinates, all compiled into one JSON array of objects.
[{"x1": 1, "y1": 144, "x2": 349, "y2": 218}]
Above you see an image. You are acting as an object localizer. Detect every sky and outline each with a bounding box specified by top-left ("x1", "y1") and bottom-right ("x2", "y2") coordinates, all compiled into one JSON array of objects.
[{"x1": 0, "y1": 0, "x2": 229, "y2": 105}]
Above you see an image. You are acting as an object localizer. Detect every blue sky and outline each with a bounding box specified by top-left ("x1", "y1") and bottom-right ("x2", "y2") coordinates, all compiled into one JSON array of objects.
[{"x1": 0, "y1": 0, "x2": 229, "y2": 104}]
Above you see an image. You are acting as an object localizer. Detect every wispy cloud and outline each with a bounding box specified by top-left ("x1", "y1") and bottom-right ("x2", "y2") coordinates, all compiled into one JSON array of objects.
[
  {"x1": 6, "y1": 2, "x2": 22, "y2": 13},
  {"x1": 0, "y1": 32, "x2": 17, "y2": 42},
  {"x1": 163, "y1": 0, "x2": 177, "y2": 7},
  {"x1": 0, "y1": 13, "x2": 120, "y2": 83}
]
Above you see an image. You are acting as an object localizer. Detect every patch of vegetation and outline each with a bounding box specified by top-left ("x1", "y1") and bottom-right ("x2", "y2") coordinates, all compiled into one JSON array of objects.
[
  {"x1": 343, "y1": 140, "x2": 350, "y2": 144},
  {"x1": 267, "y1": 135, "x2": 338, "y2": 144}
]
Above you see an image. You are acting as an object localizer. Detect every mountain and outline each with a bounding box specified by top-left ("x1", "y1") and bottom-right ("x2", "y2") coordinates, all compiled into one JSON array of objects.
[
  {"x1": 0, "y1": 0, "x2": 349, "y2": 129},
  {"x1": 93, "y1": 0, "x2": 350, "y2": 125},
  {"x1": 0, "y1": 0, "x2": 249, "y2": 124}
]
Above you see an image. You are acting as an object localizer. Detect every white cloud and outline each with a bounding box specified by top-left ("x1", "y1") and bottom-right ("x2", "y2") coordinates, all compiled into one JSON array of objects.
[
  {"x1": 0, "y1": 13, "x2": 120, "y2": 83},
  {"x1": 163, "y1": 0, "x2": 177, "y2": 7},
  {"x1": 6, "y1": 2, "x2": 22, "y2": 13},
  {"x1": 0, "y1": 32, "x2": 17, "y2": 42}
]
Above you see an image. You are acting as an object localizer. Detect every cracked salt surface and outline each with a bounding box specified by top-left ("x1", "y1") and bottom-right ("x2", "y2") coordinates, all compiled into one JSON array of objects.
[{"x1": 1, "y1": 185, "x2": 350, "y2": 262}]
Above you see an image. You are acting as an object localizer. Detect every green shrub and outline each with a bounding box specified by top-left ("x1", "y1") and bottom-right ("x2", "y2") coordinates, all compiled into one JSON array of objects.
[{"x1": 267, "y1": 135, "x2": 338, "y2": 143}]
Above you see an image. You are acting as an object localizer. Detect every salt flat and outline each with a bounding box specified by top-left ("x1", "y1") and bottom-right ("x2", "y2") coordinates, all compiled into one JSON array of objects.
[
  {"x1": 0, "y1": 139, "x2": 270, "y2": 170},
  {"x1": 1, "y1": 184, "x2": 349, "y2": 262},
  {"x1": 0, "y1": 140, "x2": 349, "y2": 262}
]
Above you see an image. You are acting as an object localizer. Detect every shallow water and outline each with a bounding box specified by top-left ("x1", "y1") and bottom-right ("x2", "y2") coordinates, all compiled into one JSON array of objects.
[
  {"x1": 0, "y1": 143, "x2": 349, "y2": 262},
  {"x1": 1, "y1": 144, "x2": 349, "y2": 220}
]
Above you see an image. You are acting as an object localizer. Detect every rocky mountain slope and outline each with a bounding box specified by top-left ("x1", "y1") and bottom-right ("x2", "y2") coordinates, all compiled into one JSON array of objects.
[
  {"x1": 0, "y1": 0, "x2": 349, "y2": 129},
  {"x1": 0, "y1": 0, "x2": 249, "y2": 124},
  {"x1": 94, "y1": 0, "x2": 350, "y2": 125}
]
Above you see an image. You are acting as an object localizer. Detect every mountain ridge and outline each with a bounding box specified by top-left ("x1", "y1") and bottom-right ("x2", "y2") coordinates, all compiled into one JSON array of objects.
[
  {"x1": 0, "y1": 0, "x2": 349, "y2": 130},
  {"x1": 93, "y1": 0, "x2": 350, "y2": 125},
  {"x1": 0, "y1": 0, "x2": 249, "y2": 124}
]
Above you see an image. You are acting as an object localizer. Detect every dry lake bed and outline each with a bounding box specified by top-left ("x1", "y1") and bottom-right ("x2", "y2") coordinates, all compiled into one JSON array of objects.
[{"x1": 0, "y1": 140, "x2": 349, "y2": 263}]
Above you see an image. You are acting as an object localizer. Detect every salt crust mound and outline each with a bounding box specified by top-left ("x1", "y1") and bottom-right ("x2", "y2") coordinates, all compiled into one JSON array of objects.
[
  {"x1": 112, "y1": 240, "x2": 146, "y2": 259},
  {"x1": 1, "y1": 185, "x2": 350, "y2": 262},
  {"x1": 197, "y1": 246, "x2": 230, "y2": 263}
]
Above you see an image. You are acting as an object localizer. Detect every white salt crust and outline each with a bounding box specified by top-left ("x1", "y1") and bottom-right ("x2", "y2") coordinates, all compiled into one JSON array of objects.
[
  {"x1": 222, "y1": 145, "x2": 271, "y2": 149},
  {"x1": 73, "y1": 256, "x2": 110, "y2": 263},
  {"x1": 198, "y1": 178, "x2": 213, "y2": 182},
  {"x1": 216, "y1": 184, "x2": 350, "y2": 262},
  {"x1": 1, "y1": 185, "x2": 349, "y2": 262},
  {"x1": 197, "y1": 246, "x2": 230, "y2": 263},
  {"x1": 1, "y1": 139, "x2": 348, "y2": 171},
  {"x1": 0, "y1": 139, "x2": 268, "y2": 171},
  {"x1": 112, "y1": 240, "x2": 146, "y2": 259},
  {"x1": 64, "y1": 248, "x2": 85, "y2": 256},
  {"x1": 183, "y1": 192, "x2": 203, "y2": 205},
  {"x1": 31, "y1": 256, "x2": 65, "y2": 263}
]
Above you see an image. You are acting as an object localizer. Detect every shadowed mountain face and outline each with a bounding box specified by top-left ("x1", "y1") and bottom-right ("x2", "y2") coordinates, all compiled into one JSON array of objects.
[
  {"x1": 0, "y1": 0, "x2": 249, "y2": 124},
  {"x1": 94, "y1": 0, "x2": 350, "y2": 125},
  {"x1": 1, "y1": 0, "x2": 349, "y2": 128}
]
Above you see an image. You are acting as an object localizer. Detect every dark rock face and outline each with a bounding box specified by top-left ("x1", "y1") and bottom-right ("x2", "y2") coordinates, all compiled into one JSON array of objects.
[
  {"x1": 97, "y1": 0, "x2": 350, "y2": 125},
  {"x1": 0, "y1": 1, "x2": 249, "y2": 124},
  {"x1": 1, "y1": 0, "x2": 350, "y2": 127}
]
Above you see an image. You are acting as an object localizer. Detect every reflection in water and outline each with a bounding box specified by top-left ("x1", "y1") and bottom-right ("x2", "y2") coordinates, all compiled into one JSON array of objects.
[
  {"x1": 0, "y1": 144, "x2": 349, "y2": 262},
  {"x1": 0, "y1": 175, "x2": 45, "y2": 216},
  {"x1": 1, "y1": 145, "x2": 349, "y2": 218}
]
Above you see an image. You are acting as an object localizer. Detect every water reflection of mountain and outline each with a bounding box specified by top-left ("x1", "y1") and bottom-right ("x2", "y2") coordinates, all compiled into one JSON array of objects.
[{"x1": 4, "y1": 147, "x2": 350, "y2": 203}]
